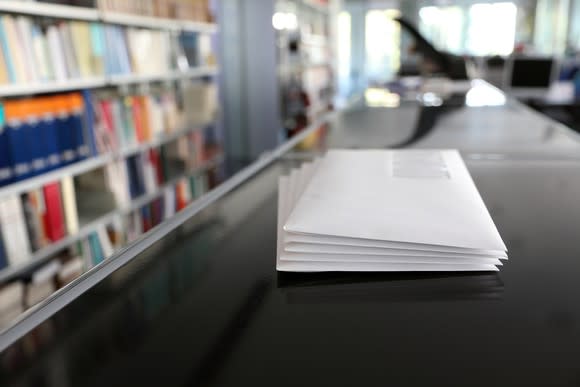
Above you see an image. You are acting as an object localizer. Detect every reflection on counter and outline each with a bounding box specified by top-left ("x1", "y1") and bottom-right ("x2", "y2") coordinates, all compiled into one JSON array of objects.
[
  {"x1": 278, "y1": 272, "x2": 504, "y2": 304},
  {"x1": 0, "y1": 221, "x2": 219, "y2": 387}
]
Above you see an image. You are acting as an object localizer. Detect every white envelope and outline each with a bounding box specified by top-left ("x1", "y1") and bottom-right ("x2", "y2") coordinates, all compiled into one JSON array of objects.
[
  {"x1": 276, "y1": 153, "x2": 503, "y2": 272},
  {"x1": 284, "y1": 150, "x2": 507, "y2": 251}
]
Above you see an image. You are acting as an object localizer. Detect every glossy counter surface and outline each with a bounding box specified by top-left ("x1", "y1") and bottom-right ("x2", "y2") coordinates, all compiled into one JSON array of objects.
[{"x1": 3, "y1": 83, "x2": 580, "y2": 386}]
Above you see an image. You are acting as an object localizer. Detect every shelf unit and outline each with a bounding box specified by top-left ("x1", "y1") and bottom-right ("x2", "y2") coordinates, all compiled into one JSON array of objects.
[
  {"x1": 0, "y1": 67, "x2": 218, "y2": 98},
  {"x1": 0, "y1": 1, "x2": 218, "y2": 32},
  {"x1": 276, "y1": 0, "x2": 335, "y2": 137},
  {"x1": 0, "y1": 121, "x2": 215, "y2": 200},
  {"x1": 0, "y1": 153, "x2": 224, "y2": 284},
  {"x1": 0, "y1": 2, "x2": 224, "y2": 288},
  {"x1": 0, "y1": 1, "x2": 219, "y2": 98},
  {"x1": 0, "y1": 1, "x2": 99, "y2": 21}
]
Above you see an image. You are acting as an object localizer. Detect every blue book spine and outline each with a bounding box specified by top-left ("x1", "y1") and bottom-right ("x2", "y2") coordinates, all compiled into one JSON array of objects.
[
  {"x1": 71, "y1": 97, "x2": 87, "y2": 162},
  {"x1": 126, "y1": 157, "x2": 136, "y2": 199},
  {"x1": 88, "y1": 233, "x2": 103, "y2": 266},
  {"x1": 89, "y1": 23, "x2": 105, "y2": 73},
  {"x1": 43, "y1": 113, "x2": 61, "y2": 171},
  {"x1": 64, "y1": 113, "x2": 77, "y2": 165},
  {"x1": 0, "y1": 104, "x2": 13, "y2": 187},
  {"x1": 27, "y1": 116, "x2": 47, "y2": 177},
  {"x1": 56, "y1": 110, "x2": 75, "y2": 167},
  {"x1": 81, "y1": 90, "x2": 98, "y2": 157},
  {"x1": 118, "y1": 28, "x2": 132, "y2": 74},
  {"x1": 104, "y1": 26, "x2": 120, "y2": 75},
  {"x1": 6, "y1": 118, "x2": 33, "y2": 182}
]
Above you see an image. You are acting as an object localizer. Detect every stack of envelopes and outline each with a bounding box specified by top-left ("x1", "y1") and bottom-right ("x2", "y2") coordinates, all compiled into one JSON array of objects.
[{"x1": 277, "y1": 149, "x2": 508, "y2": 272}]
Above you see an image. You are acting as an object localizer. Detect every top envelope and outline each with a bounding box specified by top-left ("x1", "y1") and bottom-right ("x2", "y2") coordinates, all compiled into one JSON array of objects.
[{"x1": 284, "y1": 149, "x2": 507, "y2": 252}]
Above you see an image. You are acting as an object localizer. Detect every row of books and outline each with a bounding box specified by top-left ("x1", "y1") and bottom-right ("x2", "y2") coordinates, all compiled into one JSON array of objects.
[
  {"x1": 93, "y1": 82, "x2": 217, "y2": 154},
  {"x1": 0, "y1": 82, "x2": 218, "y2": 187},
  {"x1": 96, "y1": 0, "x2": 213, "y2": 22},
  {"x1": 0, "y1": 93, "x2": 86, "y2": 185},
  {"x1": 0, "y1": 163, "x2": 214, "y2": 329},
  {"x1": 3, "y1": 0, "x2": 213, "y2": 23},
  {"x1": 0, "y1": 123, "x2": 219, "y2": 266},
  {"x1": 0, "y1": 15, "x2": 214, "y2": 85}
]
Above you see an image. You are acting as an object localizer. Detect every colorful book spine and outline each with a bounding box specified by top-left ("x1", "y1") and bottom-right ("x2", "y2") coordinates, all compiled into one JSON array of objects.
[
  {"x1": 0, "y1": 195, "x2": 31, "y2": 266},
  {"x1": 4, "y1": 101, "x2": 32, "y2": 181},
  {"x1": 42, "y1": 182, "x2": 66, "y2": 242},
  {"x1": 0, "y1": 103, "x2": 12, "y2": 187}
]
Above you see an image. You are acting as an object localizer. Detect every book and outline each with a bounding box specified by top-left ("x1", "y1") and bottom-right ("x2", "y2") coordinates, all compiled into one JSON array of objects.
[
  {"x1": 55, "y1": 95, "x2": 76, "y2": 165},
  {"x1": 0, "y1": 103, "x2": 13, "y2": 187},
  {"x1": 3, "y1": 15, "x2": 27, "y2": 83},
  {"x1": 42, "y1": 182, "x2": 66, "y2": 242},
  {"x1": 96, "y1": 225, "x2": 114, "y2": 260},
  {"x1": 31, "y1": 23, "x2": 51, "y2": 81},
  {"x1": 22, "y1": 190, "x2": 48, "y2": 252},
  {"x1": 0, "y1": 17, "x2": 15, "y2": 83},
  {"x1": 59, "y1": 22, "x2": 79, "y2": 79},
  {"x1": 46, "y1": 24, "x2": 67, "y2": 81},
  {"x1": 89, "y1": 23, "x2": 105, "y2": 76},
  {"x1": 88, "y1": 232, "x2": 104, "y2": 266},
  {"x1": 26, "y1": 99, "x2": 47, "y2": 176},
  {"x1": 70, "y1": 21, "x2": 92, "y2": 78},
  {"x1": 61, "y1": 176, "x2": 79, "y2": 236},
  {"x1": 15, "y1": 16, "x2": 38, "y2": 83},
  {"x1": 4, "y1": 100, "x2": 33, "y2": 181},
  {"x1": 0, "y1": 195, "x2": 32, "y2": 266},
  {"x1": 39, "y1": 96, "x2": 63, "y2": 171},
  {"x1": 70, "y1": 93, "x2": 89, "y2": 160}
]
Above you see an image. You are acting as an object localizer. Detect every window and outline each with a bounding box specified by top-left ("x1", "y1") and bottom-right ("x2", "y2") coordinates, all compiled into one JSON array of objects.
[
  {"x1": 418, "y1": 2, "x2": 518, "y2": 57},
  {"x1": 365, "y1": 9, "x2": 401, "y2": 83},
  {"x1": 419, "y1": 6, "x2": 464, "y2": 54},
  {"x1": 466, "y1": 2, "x2": 517, "y2": 56}
]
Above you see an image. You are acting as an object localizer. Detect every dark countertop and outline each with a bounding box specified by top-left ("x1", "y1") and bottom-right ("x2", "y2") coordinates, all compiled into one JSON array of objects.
[{"x1": 3, "y1": 83, "x2": 580, "y2": 386}]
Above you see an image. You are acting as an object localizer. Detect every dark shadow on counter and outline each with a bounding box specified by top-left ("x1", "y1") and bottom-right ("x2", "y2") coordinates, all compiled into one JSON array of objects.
[{"x1": 277, "y1": 271, "x2": 504, "y2": 303}]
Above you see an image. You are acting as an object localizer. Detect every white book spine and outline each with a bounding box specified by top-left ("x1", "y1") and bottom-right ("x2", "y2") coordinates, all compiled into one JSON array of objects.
[
  {"x1": 61, "y1": 176, "x2": 80, "y2": 235},
  {"x1": 0, "y1": 196, "x2": 32, "y2": 266},
  {"x1": 96, "y1": 225, "x2": 114, "y2": 259},
  {"x1": 16, "y1": 16, "x2": 38, "y2": 83},
  {"x1": 47, "y1": 25, "x2": 67, "y2": 81}
]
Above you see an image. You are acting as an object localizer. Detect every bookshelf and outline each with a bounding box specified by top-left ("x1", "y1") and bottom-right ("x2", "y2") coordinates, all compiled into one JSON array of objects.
[
  {"x1": 0, "y1": 0, "x2": 225, "y2": 323},
  {"x1": 0, "y1": 121, "x2": 215, "y2": 200},
  {"x1": 275, "y1": 0, "x2": 335, "y2": 138},
  {"x1": 0, "y1": 1, "x2": 219, "y2": 32},
  {"x1": 0, "y1": 67, "x2": 219, "y2": 97},
  {"x1": 0, "y1": 153, "x2": 223, "y2": 285},
  {"x1": 0, "y1": 1, "x2": 99, "y2": 21}
]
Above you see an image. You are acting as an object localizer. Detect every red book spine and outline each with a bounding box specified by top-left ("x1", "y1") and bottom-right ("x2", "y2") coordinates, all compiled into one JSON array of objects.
[
  {"x1": 149, "y1": 149, "x2": 163, "y2": 184},
  {"x1": 131, "y1": 97, "x2": 145, "y2": 143},
  {"x1": 42, "y1": 182, "x2": 66, "y2": 242},
  {"x1": 176, "y1": 182, "x2": 187, "y2": 211},
  {"x1": 99, "y1": 100, "x2": 117, "y2": 149}
]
